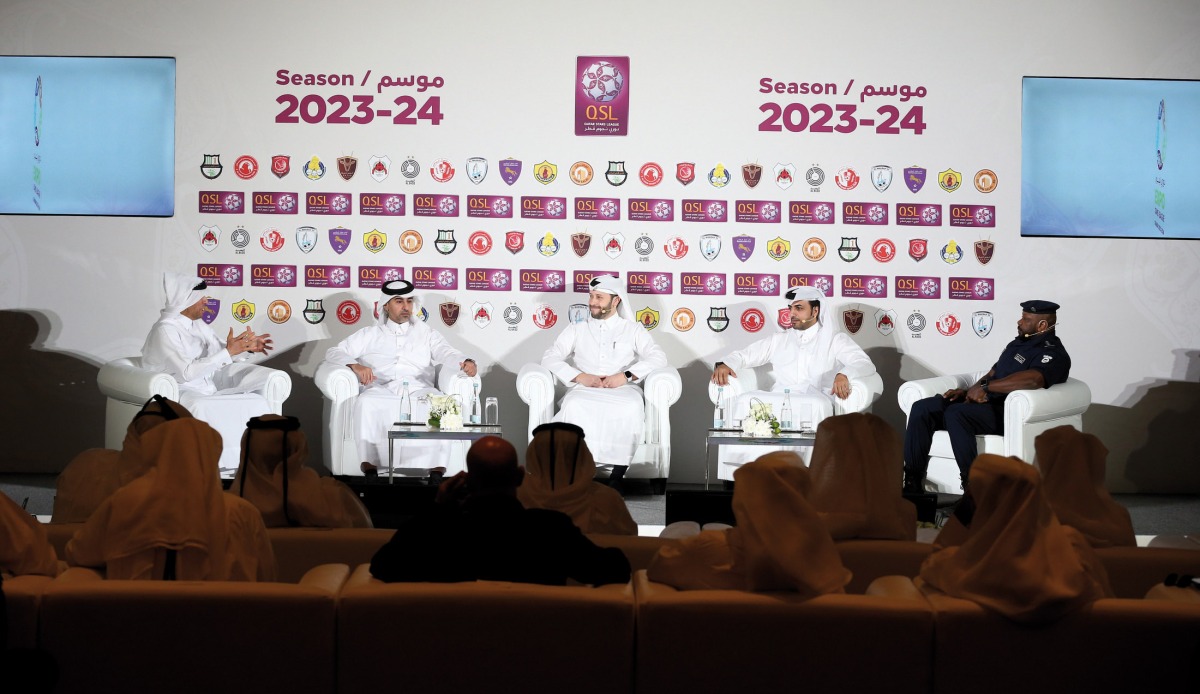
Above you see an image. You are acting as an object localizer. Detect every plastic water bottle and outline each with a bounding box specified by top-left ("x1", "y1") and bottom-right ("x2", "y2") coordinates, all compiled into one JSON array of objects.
[
  {"x1": 470, "y1": 383, "x2": 481, "y2": 424},
  {"x1": 399, "y1": 381, "x2": 411, "y2": 422},
  {"x1": 780, "y1": 389, "x2": 793, "y2": 429},
  {"x1": 713, "y1": 386, "x2": 725, "y2": 428}
]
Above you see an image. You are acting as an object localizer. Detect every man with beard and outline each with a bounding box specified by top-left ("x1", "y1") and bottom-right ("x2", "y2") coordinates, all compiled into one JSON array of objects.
[{"x1": 902, "y1": 300, "x2": 1071, "y2": 493}]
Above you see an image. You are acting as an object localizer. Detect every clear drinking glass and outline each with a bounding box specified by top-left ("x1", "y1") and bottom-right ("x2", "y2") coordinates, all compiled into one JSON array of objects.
[
  {"x1": 484, "y1": 397, "x2": 499, "y2": 425},
  {"x1": 799, "y1": 404, "x2": 814, "y2": 432}
]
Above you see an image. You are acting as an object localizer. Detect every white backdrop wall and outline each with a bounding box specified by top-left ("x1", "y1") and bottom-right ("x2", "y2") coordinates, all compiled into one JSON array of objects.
[{"x1": 2, "y1": 0, "x2": 1198, "y2": 491}]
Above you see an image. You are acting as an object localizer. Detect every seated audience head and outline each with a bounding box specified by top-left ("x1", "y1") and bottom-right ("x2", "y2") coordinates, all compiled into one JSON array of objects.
[
  {"x1": 466, "y1": 436, "x2": 523, "y2": 495},
  {"x1": 920, "y1": 453, "x2": 1113, "y2": 624},
  {"x1": 1034, "y1": 425, "x2": 1135, "y2": 548},
  {"x1": 236, "y1": 415, "x2": 304, "y2": 525},
  {"x1": 122, "y1": 395, "x2": 194, "y2": 484}
]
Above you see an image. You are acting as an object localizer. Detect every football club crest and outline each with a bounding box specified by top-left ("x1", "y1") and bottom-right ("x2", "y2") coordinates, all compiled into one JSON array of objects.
[
  {"x1": 466, "y1": 157, "x2": 488, "y2": 184},
  {"x1": 676, "y1": 162, "x2": 695, "y2": 185},
  {"x1": 777, "y1": 308, "x2": 791, "y2": 329},
  {"x1": 733, "y1": 235, "x2": 755, "y2": 262},
  {"x1": 938, "y1": 168, "x2": 962, "y2": 192},
  {"x1": 268, "y1": 300, "x2": 291, "y2": 324},
  {"x1": 634, "y1": 235, "x2": 654, "y2": 256},
  {"x1": 337, "y1": 156, "x2": 358, "y2": 181},
  {"x1": 435, "y1": 229, "x2": 458, "y2": 255},
  {"x1": 843, "y1": 308, "x2": 864, "y2": 334},
  {"x1": 303, "y1": 156, "x2": 326, "y2": 181},
  {"x1": 505, "y1": 231, "x2": 525, "y2": 254},
  {"x1": 871, "y1": 165, "x2": 893, "y2": 192},
  {"x1": 766, "y1": 237, "x2": 791, "y2": 261},
  {"x1": 907, "y1": 311, "x2": 926, "y2": 334},
  {"x1": 570, "y1": 161, "x2": 593, "y2": 185},
  {"x1": 440, "y1": 302, "x2": 461, "y2": 327},
  {"x1": 537, "y1": 232, "x2": 560, "y2": 256},
  {"x1": 972, "y1": 311, "x2": 994, "y2": 338},
  {"x1": 232, "y1": 299, "x2": 255, "y2": 324},
  {"x1": 936, "y1": 313, "x2": 961, "y2": 336},
  {"x1": 872, "y1": 238, "x2": 897, "y2": 262},
  {"x1": 400, "y1": 157, "x2": 420, "y2": 181},
  {"x1": 909, "y1": 239, "x2": 928, "y2": 262},
  {"x1": 533, "y1": 160, "x2": 557, "y2": 184},
  {"x1": 399, "y1": 230, "x2": 423, "y2": 254},
  {"x1": 503, "y1": 304, "x2": 523, "y2": 327},
  {"x1": 431, "y1": 159, "x2": 455, "y2": 183},
  {"x1": 835, "y1": 167, "x2": 860, "y2": 190},
  {"x1": 875, "y1": 309, "x2": 897, "y2": 336},
  {"x1": 707, "y1": 307, "x2": 730, "y2": 332},
  {"x1": 803, "y1": 237, "x2": 827, "y2": 261},
  {"x1": 941, "y1": 240, "x2": 963, "y2": 264},
  {"x1": 742, "y1": 163, "x2": 763, "y2": 188},
  {"x1": 672, "y1": 308, "x2": 695, "y2": 332},
  {"x1": 602, "y1": 231, "x2": 625, "y2": 259},
  {"x1": 636, "y1": 307, "x2": 661, "y2": 330},
  {"x1": 201, "y1": 298, "x2": 220, "y2": 325},
  {"x1": 605, "y1": 161, "x2": 628, "y2": 186},
  {"x1": 198, "y1": 225, "x2": 219, "y2": 252},
  {"x1": 532, "y1": 304, "x2": 558, "y2": 329},
  {"x1": 231, "y1": 227, "x2": 250, "y2": 251},
  {"x1": 805, "y1": 165, "x2": 825, "y2": 189},
  {"x1": 708, "y1": 163, "x2": 731, "y2": 188},
  {"x1": 260, "y1": 227, "x2": 285, "y2": 252},
  {"x1": 700, "y1": 234, "x2": 721, "y2": 261},
  {"x1": 774, "y1": 163, "x2": 796, "y2": 190},
  {"x1": 329, "y1": 227, "x2": 351, "y2": 255},
  {"x1": 469, "y1": 231, "x2": 492, "y2": 255},
  {"x1": 500, "y1": 158, "x2": 522, "y2": 185},
  {"x1": 200, "y1": 154, "x2": 223, "y2": 179},
  {"x1": 904, "y1": 166, "x2": 926, "y2": 193},
  {"x1": 639, "y1": 162, "x2": 664, "y2": 186},
  {"x1": 337, "y1": 300, "x2": 361, "y2": 325},
  {"x1": 571, "y1": 232, "x2": 592, "y2": 257},
  {"x1": 741, "y1": 309, "x2": 765, "y2": 333},
  {"x1": 295, "y1": 226, "x2": 317, "y2": 253},
  {"x1": 974, "y1": 169, "x2": 998, "y2": 193},
  {"x1": 364, "y1": 230, "x2": 387, "y2": 253},
  {"x1": 838, "y1": 237, "x2": 861, "y2": 262},
  {"x1": 234, "y1": 155, "x2": 257, "y2": 179},
  {"x1": 664, "y1": 236, "x2": 688, "y2": 260},
  {"x1": 974, "y1": 240, "x2": 995, "y2": 265},
  {"x1": 568, "y1": 303, "x2": 589, "y2": 324},
  {"x1": 471, "y1": 301, "x2": 493, "y2": 328},
  {"x1": 368, "y1": 155, "x2": 391, "y2": 182},
  {"x1": 271, "y1": 155, "x2": 290, "y2": 179}
]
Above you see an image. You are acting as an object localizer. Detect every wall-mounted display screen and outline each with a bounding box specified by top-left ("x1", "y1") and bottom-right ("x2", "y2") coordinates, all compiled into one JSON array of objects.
[
  {"x1": 1022, "y1": 76, "x2": 1198, "y2": 240},
  {"x1": 0, "y1": 56, "x2": 175, "y2": 216}
]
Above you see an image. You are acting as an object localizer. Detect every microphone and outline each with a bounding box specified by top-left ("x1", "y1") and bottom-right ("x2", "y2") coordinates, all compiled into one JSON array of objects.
[{"x1": 1022, "y1": 321, "x2": 1060, "y2": 338}]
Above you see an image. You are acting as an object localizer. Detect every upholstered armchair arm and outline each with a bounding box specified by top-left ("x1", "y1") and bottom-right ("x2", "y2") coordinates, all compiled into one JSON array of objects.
[
  {"x1": 516, "y1": 363, "x2": 556, "y2": 438},
  {"x1": 220, "y1": 362, "x2": 292, "y2": 413},
  {"x1": 97, "y1": 358, "x2": 178, "y2": 404},
  {"x1": 298, "y1": 563, "x2": 351, "y2": 593},
  {"x1": 707, "y1": 374, "x2": 746, "y2": 405},
  {"x1": 642, "y1": 367, "x2": 682, "y2": 447},
  {"x1": 865, "y1": 575, "x2": 927, "y2": 601},
  {"x1": 835, "y1": 371, "x2": 885, "y2": 415},
  {"x1": 897, "y1": 371, "x2": 987, "y2": 416},
  {"x1": 1004, "y1": 378, "x2": 1092, "y2": 425},
  {"x1": 315, "y1": 361, "x2": 359, "y2": 405}
]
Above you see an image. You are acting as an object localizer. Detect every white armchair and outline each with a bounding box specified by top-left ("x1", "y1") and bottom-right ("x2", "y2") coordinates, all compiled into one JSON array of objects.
[
  {"x1": 897, "y1": 371, "x2": 1092, "y2": 493},
  {"x1": 315, "y1": 362, "x2": 481, "y2": 476},
  {"x1": 97, "y1": 357, "x2": 292, "y2": 467},
  {"x1": 516, "y1": 363, "x2": 682, "y2": 491}
]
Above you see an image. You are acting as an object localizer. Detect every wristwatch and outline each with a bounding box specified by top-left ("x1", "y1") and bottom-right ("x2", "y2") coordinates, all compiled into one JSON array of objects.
[
  {"x1": 624, "y1": 370, "x2": 637, "y2": 382},
  {"x1": 979, "y1": 379, "x2": 989, "y2": 394}
]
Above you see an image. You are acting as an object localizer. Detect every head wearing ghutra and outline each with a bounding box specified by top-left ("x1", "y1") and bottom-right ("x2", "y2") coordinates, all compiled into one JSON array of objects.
[
  {"x1": 377, "y1": 279, "x2": 419, "y2": 326},
  {"x1": 589, "y1": 274, "x2": 633, "y2": 320},
  {"x1": 784, "y1": 285, "x2": 824, "y2": 324},
  {"x1": 162, "y1": 272, "x2": 208, "y2": 317}
]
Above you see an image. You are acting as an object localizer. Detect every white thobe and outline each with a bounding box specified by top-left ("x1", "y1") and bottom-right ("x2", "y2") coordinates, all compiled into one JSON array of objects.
[
  {"x1": 714, "y1": 323, "x2": 876, "y2": 480},
  {"x1": 542, "y1": 316, "x2": 667, "y2": 467},
  {"x1": 141, "y1": 314, "x2": 271, "y2": 474},
  {"x1": 325, "y1": 319, "x2": 469, "y2": 472}
]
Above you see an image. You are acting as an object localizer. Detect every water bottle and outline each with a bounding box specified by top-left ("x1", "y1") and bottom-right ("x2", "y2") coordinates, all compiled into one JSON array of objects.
[
  {"x1": 713, "y1": 386, "x2": 725, "y2": 428},
  {"x1": 399, "y1": 380, "x2": 411, "y2": 422},
  {"x1": 780, "y1": 389, "x2": 793, "y2": 429},
  {"x1": 470, "y1": 383, "x2": 482, "y2": 424}
]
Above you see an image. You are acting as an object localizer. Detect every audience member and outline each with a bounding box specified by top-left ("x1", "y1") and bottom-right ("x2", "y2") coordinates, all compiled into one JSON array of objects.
[
  {"x1": 917, "y1": 454, "x2": 1113, "y2": 624},
  {"x1": 517, "y1": 422, "x2": 637, "y2": 535},
  {"x1": 647, "y1": 452, "x2": 851, "y2": 595},
  {"x1": 1034, "y1": 425, "x2": 1136, "y2": 547},
  {"x1": 65, "y1": 418, "x2": 276, "y2": 581},
  {"x1": 0, "y1": 492, "x2": 59, "y2": 577},
  {"x1": 807, "y1": 413, "x2": 916, "y2": 540},
  {"x1": 230, "y1": 415, "x2": 372, "y2": 528},
  {"x1": 370, "y1": 435, "x2": 630, "y2": 586}
]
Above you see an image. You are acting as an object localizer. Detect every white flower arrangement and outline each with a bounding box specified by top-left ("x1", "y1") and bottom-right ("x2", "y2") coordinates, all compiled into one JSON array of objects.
[
  {"x1": 741, "y1": 398, "x2": 781, "y2": 438},
  {"x1": 425, "y1": 394, "x2": 463, "y2": 430}
]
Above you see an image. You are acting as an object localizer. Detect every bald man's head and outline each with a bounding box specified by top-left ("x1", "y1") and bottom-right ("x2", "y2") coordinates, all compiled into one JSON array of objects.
[{"x1": 466, "y1": 436, "x2": 524, "y2": 494}]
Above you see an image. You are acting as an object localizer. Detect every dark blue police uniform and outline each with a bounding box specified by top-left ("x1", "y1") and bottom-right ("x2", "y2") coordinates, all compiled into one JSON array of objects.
[{"x1": 904, "y1": 329, "x2": 1071, "y2": 486}]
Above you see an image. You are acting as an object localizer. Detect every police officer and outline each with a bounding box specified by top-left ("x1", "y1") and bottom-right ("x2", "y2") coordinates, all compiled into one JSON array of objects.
[{"x1": 903, "y1": 300, "x2": 1071, "y2": 493}]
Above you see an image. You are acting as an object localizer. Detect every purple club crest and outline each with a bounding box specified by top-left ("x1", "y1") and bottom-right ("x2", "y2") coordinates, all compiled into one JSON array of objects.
[
  {"x1": 329, "y1": 227, "x2": 351, "y2": 255},
  {"x1": 733, "y1": 235, "x2": 755, "y2": 262},
  {"x1": 201, "y1": 298, "x2": 220, "y2": 325},
  {"x1": 500, "y1": 159, "x2": 522, "y2": 185},
  {"x1": 904, "y1": 167, "x2": 927, "y2": 194}
]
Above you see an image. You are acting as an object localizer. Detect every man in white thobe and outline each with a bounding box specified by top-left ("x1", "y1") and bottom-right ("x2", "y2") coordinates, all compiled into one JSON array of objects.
[
  {"x1": 141, "y1": 272, "x2": 275, "y2": 475},
  {"x1": 710, "y1": 285, "x2": 877, "y2": 479},
  {"x1": 541, "y1": 275, "x2": 667, "y2": 482},
  {"x1": 324, "y1": 279, "x2": 478, "y2": 478}
]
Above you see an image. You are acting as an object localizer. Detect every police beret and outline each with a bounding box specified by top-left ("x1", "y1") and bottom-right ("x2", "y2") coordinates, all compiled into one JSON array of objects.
[{"x1": 1021, "y1": 299, "x2": 1059, "y2": 314}]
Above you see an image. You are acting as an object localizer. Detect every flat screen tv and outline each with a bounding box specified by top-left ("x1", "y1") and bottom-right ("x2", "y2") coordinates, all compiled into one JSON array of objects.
[
  {"x1": 1022, "y1": 76, "x2": 1199, "y2": 240},
  {"x1": 0, "y1": 56, "x2": 175, "y2": 217}
]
